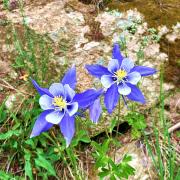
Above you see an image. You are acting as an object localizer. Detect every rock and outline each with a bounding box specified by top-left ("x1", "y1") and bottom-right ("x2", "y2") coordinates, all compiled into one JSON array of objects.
[
  {"x1": 166, "y1": 22, "x2": 180, "y2": 42},
  {"x1": 83, "y1": 41, "x2": 100, "y2": 51},
  {"x1": 114, "y1": 141, "x2": 157, "y2": 180},
  {"x1": 158, "y1": 25, "x2": 169, "y2": 37},
  {"x1": 2, "y1": 1, "x2": 175, "y2": 136},
  {"x1": 5, "y1": 94, "x2": 16, "y2": 110}
]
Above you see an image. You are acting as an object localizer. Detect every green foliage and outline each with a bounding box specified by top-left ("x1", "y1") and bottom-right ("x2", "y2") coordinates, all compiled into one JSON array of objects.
[
  {"x1": 148, "y1": 28, "x2": 161, "y2": 42},
  {"x1": 0, "y1": 100, "x2": 7, "y2": 123},
  {"x1": 24, "y1": 150, "x2": 33, "y2": 180},
  {"x1": 91, "y1": 139, "x2": 135, "y2": 179},
  {"x1": 0, "y1": 171, "x2": 24, "y2": 180},
  {"x1": 0, "y1": 129, "x2": 22, "y2": 140},
  {"x1": 2, "y1": 0, "x2": 9, "y2": 9},
  {"x1": 11, "y1": 25, "x2": 52, "y2": 81},
  {"x1": 71, "y1": 129, "x2": 91, "y2": 146},
  {"x1": 0, "y1": 96, "x2": 90, "y2": 179},
  {"x1": 125, "y1": 112, "x2": 146, "y2": 139},
  {"x1": 144, "y1": 68, "x2": 179, "y2": 180},
  {"x1": 35, "y1": 150, "x2": 56, "y2": 176}
]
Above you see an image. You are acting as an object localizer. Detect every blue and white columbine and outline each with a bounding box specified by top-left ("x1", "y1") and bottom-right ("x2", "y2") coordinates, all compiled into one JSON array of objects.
[
  {"x1": 86, "y1": 43, "x2": 156, "y2": 114},
  {"x1": 30, "y1": 66, "x2": 102, "y2": 147}
]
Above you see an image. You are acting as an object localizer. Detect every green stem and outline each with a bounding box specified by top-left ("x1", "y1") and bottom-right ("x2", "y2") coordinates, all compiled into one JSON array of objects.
[
  {"x1": 114, "y1": 98, "x2": 121, "y2": 161},
  {"x1": 116, "y1": 97, "x2": 121, "y2": 135}
]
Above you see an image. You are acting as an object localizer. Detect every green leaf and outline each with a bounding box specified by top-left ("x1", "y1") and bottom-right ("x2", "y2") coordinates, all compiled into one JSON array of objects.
[
  {"x1": 0, "y1": 171, "x2": 13, "y2": 180},
  {"x1": 91, "y1": 141, "x2": 103, "y2": 153},
  {"x1": 125, "y1": 112, "x2": 146, "y2": 139},
  {"x1": 35, "y1": 154, "x2": 56, "y2": 176},
  {"x1": 0, "y1": 130, "x2": 21, "y2": 140},
  {"x1": 25, "y1": 138, "x2": 37, "y2": 149},
  {"x1": 95, "y1": 156, "x2": 109, "y2": 168},
  {"x1": 102, "y1": 139, "x2": 110, "y2": 154},
  {"x1": 122, "y1": 154, "x2": 132, "y2": 163},
  {"x1": 109, "y1": 118, "x2": 117, "y2": 133},
  {"x1": 0, "y1": 170, "x2": 23, "y2": 180},
  {"x1": 110, "y1": 174, "x2": 116, "y2": 180},
  {"x1": 131, "y1": 128, "x2": 141, "y2": 139},
  {"x1": 24, "y1": 150, "x2": 33, "y2": 180},
  {"x1": 98, "y1": 169, "x2": 110, "y2": 179},
  {"x1": 0, "y1": 100, "x2": 7, "y2": 123},
  {"x1": 71, "y1": 130, "x2": 91, "y2": 147},
  {"x1": 77, "y1": 130, "x2": 91, "y2": 143}
]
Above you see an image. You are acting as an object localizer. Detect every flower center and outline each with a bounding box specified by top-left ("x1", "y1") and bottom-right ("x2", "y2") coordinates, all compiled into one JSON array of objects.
[
  {"x1": 53, "y1": 96, "x2": 67, "y2": 110},
  {"x1": 115, "y1": 69, "x2": 127, "y2": 80}
]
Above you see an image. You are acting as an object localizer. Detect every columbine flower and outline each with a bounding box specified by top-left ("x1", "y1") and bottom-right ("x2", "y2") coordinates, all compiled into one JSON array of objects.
[
  {"x1": 86, "y1": 43, "x2": 156, "y2": 113},
  {"x1": 30, "y1": 66, "x2": 102, "y2": 147}
]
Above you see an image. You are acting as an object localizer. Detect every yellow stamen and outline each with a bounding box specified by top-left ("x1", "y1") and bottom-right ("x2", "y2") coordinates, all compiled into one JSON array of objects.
[
  {"x1": 53, "y1": 96, "x2": 67, "y2": 110},
  {"x1": 115, "y1": 69, "x2": 127, "y2": 80}
]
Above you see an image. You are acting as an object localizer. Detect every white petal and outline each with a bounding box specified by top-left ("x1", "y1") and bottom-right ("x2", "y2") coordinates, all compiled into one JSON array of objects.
[
  {"x1": 39, "y1": 95, "x2": 54, "y2": 110},
  {"x1": 64, "y1": 84, "x2": 75, "y2": 102},
  {"x1": 49, "y1": 83, "x2": 64, "y2": 97},
  {"x1": 101, "y1": 75, "x2": 114, "y2": 89},
  {"x1": 66, "y1": 102, "x2": 78, "y2": 117},
  {"x1": 121, "y1": 58, "x2": 134, "y2": 73},
  {"x1": 118, "y1": 83, "x2": 131, "y2": 95},
  {"x1": 127, "y1": 72, "x2": 141, "y2": 85},
  {"x1": 108, "y1": 59, "x2": 120, "y2": 73},
  {"x1": 46, "y1": 110, "x2": 65, "y2": 124}
]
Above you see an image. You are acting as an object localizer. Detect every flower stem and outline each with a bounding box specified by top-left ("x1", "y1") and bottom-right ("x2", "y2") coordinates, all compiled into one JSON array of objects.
[
  {"x1": 117, "y1": 97, "x2": 121, "y2": 134},
  {"x1": 114, "y1": 98, "x2": 121, "y2": 161}
]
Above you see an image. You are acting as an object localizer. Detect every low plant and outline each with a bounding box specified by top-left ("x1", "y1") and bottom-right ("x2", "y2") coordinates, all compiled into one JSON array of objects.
[{"x1": 92, "y1": 139, "x2": 135, "y2": 179}]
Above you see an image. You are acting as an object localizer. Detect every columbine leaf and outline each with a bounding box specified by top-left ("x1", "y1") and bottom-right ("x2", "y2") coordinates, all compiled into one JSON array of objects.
[
  {"x1": 0, "y1": 130, "x2": 21, "y2": 140},
  {"x1": 76, "y1": 130, "x2": 91, "y2": 143},
  {"x1": 24, "y1": 150, "x2": 33, "y2": 180},
  {"x1": 35, "y1": 154, "x2": 56, "y2": 176}
]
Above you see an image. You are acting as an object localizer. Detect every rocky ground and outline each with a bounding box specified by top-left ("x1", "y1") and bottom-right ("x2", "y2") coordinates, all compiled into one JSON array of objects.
[{"x1": 0, "y1": 0, "x2": 179, "y2": 179}]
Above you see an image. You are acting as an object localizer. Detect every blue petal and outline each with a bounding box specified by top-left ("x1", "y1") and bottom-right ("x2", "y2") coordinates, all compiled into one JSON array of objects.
[
  {"x1": 62, "y1": 66, "x2": 77, "y2": 89},
  {"x1": 120, "y1": 58, "x2": 134, "y2": 73},
  {"x1": 130, "y1": 66, "x2": 157, "y2": 76},
  {"x1": 118, "y1": 82, "x2": 131, "y2": 95},
  {"x1": 112, "y1": 43, "x2": 123, "y2": 66},
  {"x1": 108, "y1": 59, "x2": 120, "y2": 73},
  {"x1": 66, "y1": 102, "x2": 78, "y2": 117},
  {"x1": 126, "y1": 83, "x2": 146, "y2": 104},
  {"x1": 64, "y1": 84, "x2": 75, "y2": 102},
  {"x1": 49, "y1": 83, "x2": 64, "y2": 97},
  {"x1": 104, "y1": 84, "x2": 119, "y2": 113},
  {"x1": 86, "y1": 64, "x2": 111, "y2": 78},
  {"x1": 30, "y1": 110, "x2": 54, "y2": 138},
  {"x1": 73, "y1": 89, "x2": 103, "y2": 109},
  {"x1": 31, "y1": 79, "x2": 53, "y2": 97},
  {"x1": 89, "y1": 98, "x2": 102, "y2": 124},
  {"x1": 101, "y1": 75, "x2": 115, "y2": 89},
  {"x1": 46, "y1": 110, "x2": 65, "y2": 124},
  {"x1": 59, "y1": 113, "x2": 75, "y2": 147},
  {"x1": 127, "y1": 71, "x2": 141, "y2": 85},
  {"x1": 39, "y1": 95, "x2": 54, "y2": 110}
]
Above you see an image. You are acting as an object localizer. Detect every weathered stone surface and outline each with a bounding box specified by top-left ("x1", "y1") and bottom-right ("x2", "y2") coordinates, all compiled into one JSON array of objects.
[
  {"x1": 3, "y1": 0, "x2": 175, "y2": 124},
  {"x1": 166, "y1": 22, "x2": 180, "y2": 42},
  {"x1": 113, "y1": 141, "x2": 157, "y2": 180}
]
